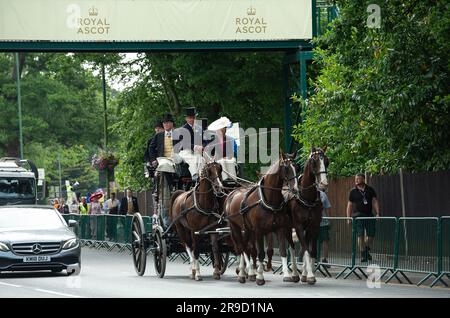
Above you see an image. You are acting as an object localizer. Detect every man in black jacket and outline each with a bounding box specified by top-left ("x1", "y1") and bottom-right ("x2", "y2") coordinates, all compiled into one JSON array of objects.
[
  {"x1": 119, "y1": 189, "x2": 139, "y2": 215},
  {"x1": 148, "y1": 113, "x2": 177, "y2": 166},
  {"x1": 144, "y1": 120, "x2": 164, "y2": 164},
  {"x1": 177, "y1": 107, "x2": 207, "y2": 181}
]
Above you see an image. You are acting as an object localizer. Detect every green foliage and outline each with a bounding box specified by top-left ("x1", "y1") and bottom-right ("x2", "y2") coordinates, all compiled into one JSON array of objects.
[
  {"x1": 294, "y1": 0, "x2": 450, "y2": 177},
  {"x1": 0, "y1": 53, "x2": 111, "y2": 194}
]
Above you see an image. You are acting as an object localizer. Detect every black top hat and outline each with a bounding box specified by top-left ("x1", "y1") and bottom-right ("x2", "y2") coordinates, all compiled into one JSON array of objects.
[
  {"x1": 162, "y1": 113, "x2": 175, "y2": 123},
  {"x1": 185, "y1": 107, "x2": 198, "y2": 117},
  {"x1": 154, "y1": 120, "x2": 163, "y2": 129}
]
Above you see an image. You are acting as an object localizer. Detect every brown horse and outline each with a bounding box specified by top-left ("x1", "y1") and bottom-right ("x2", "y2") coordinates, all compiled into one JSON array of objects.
[
  {"x1": 284, "y1": 147, "x2": 329, "y2": 284},
  {"x1": 224, "y1": 154, "x2": 299, "y2": 285},
  {"x1": 169, "y1": 161, "x2": 224, "y2": 281}
]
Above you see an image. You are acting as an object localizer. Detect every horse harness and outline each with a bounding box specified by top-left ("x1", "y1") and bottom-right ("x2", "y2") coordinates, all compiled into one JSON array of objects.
[
  {"x1": 286, "y1": 175, "x2": 322, "y2": 230},
  {"x1": 239, "y1": 178, "x2": 286, "y2": 215}
]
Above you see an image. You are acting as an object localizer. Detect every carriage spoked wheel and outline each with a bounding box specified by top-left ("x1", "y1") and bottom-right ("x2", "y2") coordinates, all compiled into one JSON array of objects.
[
  {"x1": 131, "y1": 213, "x2": 147, "y2": 276},
  {"x1": 153, "y1": 226, "x2": 167, "y2": 278}
]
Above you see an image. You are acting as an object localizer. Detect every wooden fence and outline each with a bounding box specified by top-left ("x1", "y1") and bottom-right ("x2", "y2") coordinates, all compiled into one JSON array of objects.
[
  {"x1": 327, "y1": 170, "x2": 450, "y2": 217},
  {"x1": 116, "y1": 169, "x2": 450, "y2": 217}
]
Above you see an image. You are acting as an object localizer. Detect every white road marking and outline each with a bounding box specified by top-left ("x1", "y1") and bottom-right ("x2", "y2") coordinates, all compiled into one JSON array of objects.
[
  {"x1": 34, "y1": 288, "x2": 81, "y2": 298},
  {"x1": 0, "y1": 282, "x2": 22, "y2": 288}
]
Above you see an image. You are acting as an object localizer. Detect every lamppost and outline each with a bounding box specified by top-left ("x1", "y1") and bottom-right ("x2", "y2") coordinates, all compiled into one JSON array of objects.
[
  {"x1": 15, "y1": 53, "x2": 23, "y2": 159},
  {"x1": 101, "y1": 62, "x2": 110, "y2": 199}
]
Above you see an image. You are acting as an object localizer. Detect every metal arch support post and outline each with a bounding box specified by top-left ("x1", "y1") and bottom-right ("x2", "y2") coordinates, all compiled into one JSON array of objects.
[{"x1": 283, "y1": 50, "x2": 312, "y2": 153}]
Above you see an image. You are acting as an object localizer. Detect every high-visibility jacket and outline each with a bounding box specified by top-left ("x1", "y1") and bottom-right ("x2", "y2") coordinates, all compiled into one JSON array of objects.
[{"x1": 79, "y1": 203, "x2": 89, "y2": 215}]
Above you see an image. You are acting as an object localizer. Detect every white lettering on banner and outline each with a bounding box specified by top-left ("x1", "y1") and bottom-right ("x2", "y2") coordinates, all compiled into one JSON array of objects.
[{"x1": 0, "y1": 0, "x2": 312, "y2": 41}]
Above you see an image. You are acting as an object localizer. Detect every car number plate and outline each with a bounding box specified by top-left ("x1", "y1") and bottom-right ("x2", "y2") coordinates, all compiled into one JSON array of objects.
[{"x1": 23, "y1": 256, "x2": 51, "y2": 262}]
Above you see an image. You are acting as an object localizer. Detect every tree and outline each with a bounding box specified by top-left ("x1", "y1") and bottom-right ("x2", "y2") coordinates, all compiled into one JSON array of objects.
[{"x1": 293, "y1": 0, "x2": 450, "y2": 177}]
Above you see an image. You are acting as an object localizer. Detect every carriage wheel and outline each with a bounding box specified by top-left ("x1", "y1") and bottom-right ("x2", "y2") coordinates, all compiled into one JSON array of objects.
[
  {"x1": 131, "y1": 213, "x2": 147, "y2": 276},
  {"x1": 153, "y1": 226, "x2": 167, "y2": 278},
  {"x1": 220, "y1": 252, "x2": 230, "y2": 275}
]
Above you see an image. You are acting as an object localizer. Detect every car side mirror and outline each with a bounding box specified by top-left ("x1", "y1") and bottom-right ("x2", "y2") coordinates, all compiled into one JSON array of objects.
[{"x1": 68, "y1": 220, "x2": 78, "y2": 227}]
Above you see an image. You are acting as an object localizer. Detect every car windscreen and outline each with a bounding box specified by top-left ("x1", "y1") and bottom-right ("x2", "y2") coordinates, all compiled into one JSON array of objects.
[
  {"x1": 0, "y1": 177, "x2": 36, "y2": 199},
  {"x1": 0, "y1": 208, "x2": 65, "y2": 230}
]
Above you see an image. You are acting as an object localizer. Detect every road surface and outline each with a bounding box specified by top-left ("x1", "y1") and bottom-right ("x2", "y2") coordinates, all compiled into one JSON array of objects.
[{"x1": 0, "y1": 247, "x2": 448, "y2": 298}]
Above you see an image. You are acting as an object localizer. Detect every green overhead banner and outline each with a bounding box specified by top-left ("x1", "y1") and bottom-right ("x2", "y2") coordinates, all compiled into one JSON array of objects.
[{"x1": 0, "y1": 0, "x2": 313, "y2": 42}]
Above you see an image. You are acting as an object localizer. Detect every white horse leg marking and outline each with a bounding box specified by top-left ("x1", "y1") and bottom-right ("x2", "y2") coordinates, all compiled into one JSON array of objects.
[
  {"x1": 194, "y1": 258, "x2": 202, "y2": 281},
  {"x1": 243, "y1": 252, "x2": 255, "y2": 277},
  {"x1": 186, "y1": 247, "x2": 194, "y2": 267},
  {"x1": 238, "y1": 254, "x2": 246, "y2": 281},
  {"x1": 304, "y1": 251, "x2": 314, "y2": 279},
  {"x1": 185, "y1": 247, "x2": 195, "y2": 278},
  {"x1": 256, "y1": 260, "x2": 265, "y2": 281},
  {"x1": 302, "y1": 253, "x2": 307, "y2": 278},
  {"x1": 289, "y1": 247, "x2": 300, "y2": 278},
  {"x1": 281, "y1": 256, "x2": 292, "y2": 280}
]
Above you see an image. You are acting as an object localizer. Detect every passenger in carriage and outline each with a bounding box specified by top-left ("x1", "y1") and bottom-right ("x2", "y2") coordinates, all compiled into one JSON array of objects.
[
  {"x1": 148, "y1": 113, "x2": 180, "y2": 228},
  {"x1": 145, "y1": 120, "x2": 164, "y2": 208},
  {"x1": 204, "y1": 116, "x2": 239, "y2": 184},
  {"x1": 205, "y1": 116, "x2": 238, "y2": 160},
  {"x1": 148, "y1": 113, "x2": 178, "y2": 166},
  {"x1": 144, "y1": 119, "x2": 164, "y2": 175},
  {"x1": 175, "y1": 107, "x2": 207, "y2": 182}
]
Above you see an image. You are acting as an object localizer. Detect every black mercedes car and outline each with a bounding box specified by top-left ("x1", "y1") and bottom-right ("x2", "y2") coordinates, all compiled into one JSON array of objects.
[{"x1": 0, "y1": 205, "x2": 81, "y2": 275}]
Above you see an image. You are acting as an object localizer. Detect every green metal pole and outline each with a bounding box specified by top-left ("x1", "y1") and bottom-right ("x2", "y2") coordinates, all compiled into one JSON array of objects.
[
  {"x1": 437, "y1": 218, "x2": 442, "y2": 275},
  {"x1": 312, "y1": 0, "x2": 317, "y2": 37},
  {"x1": 283, "y1": 56, "x2": 292, "y2": 152},
  {"x1": 102, "y1": 64, "x2": 108, "y2": 150},
  {"x1": 58, "y1": 152, "x2": 62, "y2": 200},
  {"x1": 102, "y1": 63, "x2": 110, "y2": 199},
  {"x1": 15, "y1": 53, "x2": 23, "y2": 159}
]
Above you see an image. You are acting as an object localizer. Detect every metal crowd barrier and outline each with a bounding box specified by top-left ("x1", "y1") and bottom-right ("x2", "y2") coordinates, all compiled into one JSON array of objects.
[
  {"x1": 385, "y1": 217, "x2": 440, "y2": 285},
  {"x1": 314, "y1": 216, "x2": 448, "y2": 287},
  {"x1": 431, "y1": 216, "x2": 450, "y2": 287},
  {"x1": 63, "y1": 213, "x2": 152, "y2": 254},
  {"x1": 315, "y1": 217, "x2": 355, "y2": 279}
]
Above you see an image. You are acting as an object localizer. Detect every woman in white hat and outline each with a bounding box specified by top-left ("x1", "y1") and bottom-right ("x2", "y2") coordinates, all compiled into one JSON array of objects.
[{"x1": 205, "y1": 116, "x2": 237, "y2": 160}]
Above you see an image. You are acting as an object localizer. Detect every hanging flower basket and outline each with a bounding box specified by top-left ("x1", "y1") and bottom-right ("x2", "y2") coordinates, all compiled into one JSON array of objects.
[{"x1": 91, "y1": 150, "x2": 119, "y2": 171}]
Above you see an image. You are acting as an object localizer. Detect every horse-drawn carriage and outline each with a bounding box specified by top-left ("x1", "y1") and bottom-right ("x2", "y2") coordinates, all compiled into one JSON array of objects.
[
  {"x1": 132, "y1": 155, "x2": 239, "y2": 279},
  {"x1": 132, "y1": 148, "x2": 329, "y2": 285}
]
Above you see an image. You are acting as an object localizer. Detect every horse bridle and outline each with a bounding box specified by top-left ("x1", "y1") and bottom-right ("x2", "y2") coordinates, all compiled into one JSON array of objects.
[
  {"x1": 256, "y1": 157, "x2": 297, "y2": 213},
  {"x1": 199, "y1": 162, "x2": 224, "y2": 197},
  {"x1": 289, "y1": 150, "x2": 328, "y2": 208},
  {"x1": 309, "y1": 150, "x2": 328, "y2": 181}
]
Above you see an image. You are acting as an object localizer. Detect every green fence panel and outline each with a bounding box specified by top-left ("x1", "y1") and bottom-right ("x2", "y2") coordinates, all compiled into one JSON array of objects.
[
  {"x1": 353, "y1": 217, "x2": 397, "y2": 278},
  {"x1": 315, "y1": 217, "x2": 356, "y2": 279},
  {"x1": 143, "y1": 216, "x2": 152, "y2": 234},
  {"x1": 124, "y1": 215, "x2": 133, "y2": 244},
  {"x1": 431, "y1": 217, "x2": 450, "y2": 287},
  {"x1": 396, "y1": 218, "x2": 439, "y2": 274},
  {"x1": 442, "y1": 217, "x2": 450, "y2": 274},
  {"x1": 116, "y1": 215, "x2": 127, "y2": 243},
  {"x1": 105, "y1": 215, "x2": 120, "y2": 242},
  {"x1": 96, "y1": 214, "x2": 106, "y2": 241},
  {"x1": 385, "y1": 217, "x2": 440, "y2": 286},
  {"x1": 80, "y1": 215, "x2": 90, "y2": 240}
]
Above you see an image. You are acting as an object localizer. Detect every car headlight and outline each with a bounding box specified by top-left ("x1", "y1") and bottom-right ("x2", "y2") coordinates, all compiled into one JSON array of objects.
[
  {"x1": 0, "y1": 242, "x2": 10, "y2": 252},
  {"x1": 62, "y1": 238, "x2": 79, "y2": 250}
]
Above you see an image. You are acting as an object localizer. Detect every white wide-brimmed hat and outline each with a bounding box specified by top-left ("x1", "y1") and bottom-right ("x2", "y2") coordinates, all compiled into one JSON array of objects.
[{"x1": 208, "y1": 117, "x2": 232, "y2": 130}]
